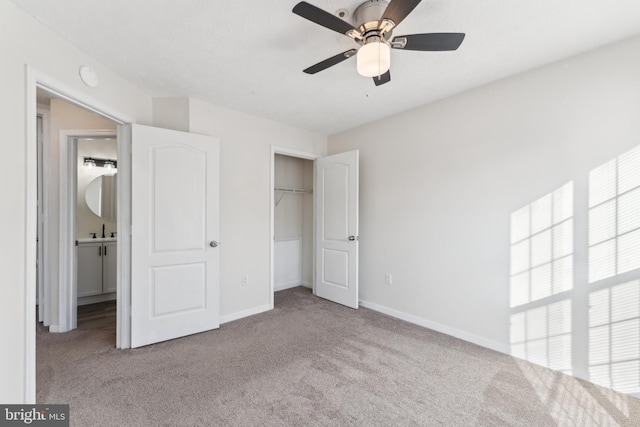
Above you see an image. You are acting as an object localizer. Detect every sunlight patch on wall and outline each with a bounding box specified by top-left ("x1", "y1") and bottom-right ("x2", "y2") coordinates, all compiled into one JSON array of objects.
[
  {"x1": 589, "y1": 280, "x2": 640, "y2": 394},
  {"x1": 509, "y1": 182, "x2": 574, "y2": 373},
  {"x1": 589, "y1": 145, "x2": 640, "y2": 282},
  {"x1": 509, "y1": 145, "x2": 640, "y2": 398},
  {"x1": 510, "y1": 300, "x2": 572, "y2": 374},
  {"x1": 510, "y1": 182, "x2": 573, "y2": 307},
  {"x1": 510, "y1": 182, "x2": 574, "y2": 307}
]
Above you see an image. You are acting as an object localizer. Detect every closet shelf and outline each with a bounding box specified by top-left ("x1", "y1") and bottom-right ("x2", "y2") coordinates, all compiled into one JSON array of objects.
[{"x1": 275, "y1": 187, "x2": 312, "y2": 206}]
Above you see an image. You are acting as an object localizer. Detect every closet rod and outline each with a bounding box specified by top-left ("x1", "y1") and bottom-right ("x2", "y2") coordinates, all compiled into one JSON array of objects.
[
  {"x1": 274, "y1": 187, "x2": 312, "y2": 194},
  {"x1": 275, "y1": 187, "x2": 312, "y2": 206}
]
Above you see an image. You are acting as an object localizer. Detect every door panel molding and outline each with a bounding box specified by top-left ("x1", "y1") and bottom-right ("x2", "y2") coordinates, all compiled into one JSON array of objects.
[{"x1": 130, "y1": 124, "x2": 220, "y2": 348}]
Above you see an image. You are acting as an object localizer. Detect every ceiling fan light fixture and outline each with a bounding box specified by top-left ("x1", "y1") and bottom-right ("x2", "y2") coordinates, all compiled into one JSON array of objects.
[
  {"x1": 357, "y1": 40, "x2": 390, "y2": 77},
  {"x1": 292, "y1": 0, "x2": 465, "y2": 86}
]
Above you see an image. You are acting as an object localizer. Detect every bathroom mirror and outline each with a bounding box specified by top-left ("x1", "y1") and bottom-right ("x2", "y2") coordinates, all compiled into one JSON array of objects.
[{"x1": 85, "y1": 174, "x2": 117, "y2": 221}]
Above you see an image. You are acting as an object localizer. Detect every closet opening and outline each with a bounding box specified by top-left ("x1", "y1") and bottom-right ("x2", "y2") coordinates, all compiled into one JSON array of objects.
[{"x1": 270, "y1": 148, "x2": 320, "y2": 307}]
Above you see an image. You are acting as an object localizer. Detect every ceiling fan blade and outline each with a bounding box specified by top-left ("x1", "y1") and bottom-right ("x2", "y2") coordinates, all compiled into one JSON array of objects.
[
  {"x1": 392, "y1": 33, "x2": 465, "y2": 51},
  {"x1": 373, "y1": 70, "x2": 391, "y2": 86},
  {"x1": 303, "y1": 49, "x2": 357, "y2": 74},
  {"x1": 293, "y1": 2, "x2": 355, "y2": 36},
  {"x1": 380, "y1": 0, "x2": 422, "y2": 27}
]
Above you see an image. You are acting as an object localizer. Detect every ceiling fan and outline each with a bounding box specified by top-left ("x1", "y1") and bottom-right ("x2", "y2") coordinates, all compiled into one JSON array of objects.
[{"x1": 292, "y1": 0, "x2": 465, "y2": 86}]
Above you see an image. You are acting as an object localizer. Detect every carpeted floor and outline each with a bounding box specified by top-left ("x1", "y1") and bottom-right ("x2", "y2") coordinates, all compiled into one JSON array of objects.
[{"x1": 37, "y1": 287, "x2": 639, "y2": 426}]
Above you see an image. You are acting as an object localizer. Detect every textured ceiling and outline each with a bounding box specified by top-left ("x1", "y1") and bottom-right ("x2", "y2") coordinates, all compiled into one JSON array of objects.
[{"x1": 10, "y1": 0, "x2": 640, "y2": 134}]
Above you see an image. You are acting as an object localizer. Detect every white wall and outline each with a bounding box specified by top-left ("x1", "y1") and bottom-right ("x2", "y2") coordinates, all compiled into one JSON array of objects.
[
  {"x1": 154, "y1": 98, "x2": 327, "y2": 321},
  {"x1": 0, "y1": 0, "x2": 152, "y2": 403},
  {"x1": 329, "y1": 35, "x2": 640, "y2": 389}
]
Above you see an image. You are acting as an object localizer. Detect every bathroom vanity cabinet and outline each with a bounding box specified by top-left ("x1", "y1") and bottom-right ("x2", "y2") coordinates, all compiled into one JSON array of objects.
[{"x1": 77, "y1": 238, "x2": 117, "y2": 302}]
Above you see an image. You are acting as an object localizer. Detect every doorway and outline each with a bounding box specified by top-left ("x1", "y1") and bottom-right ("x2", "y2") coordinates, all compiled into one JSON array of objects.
[
  {"x1": 273, "y1": 154, "x2": 314, "y2": 296},
  {"x1": 35, "y1": 91, "x2": 121, "y2": 342},
  {"x1": 270, "y1": 147, "x2": 320, "y2": 307},
  {"x1": 27, "y1": 70, "x2": 225, "y2": 402},
  {"x1": 75, "y1": 135, "x2": 119, "y2": 312},
  {"x1": 27, "y1": 74, "x2": 133, "y2": 366},
  {"x1": 25, "y1": 70, "x2": 135, "y2": 402},
  {"x1": 270, "y1": 147, "x2": 361, "y2": 310}
]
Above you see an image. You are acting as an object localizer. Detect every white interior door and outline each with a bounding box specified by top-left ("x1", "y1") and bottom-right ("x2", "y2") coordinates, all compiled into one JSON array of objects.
[
  {"x1": 131, "y1": 124, "x2": 220, "y2": 348},
  {"x1": 315, "y1": 150, "x2": 359, "y2": 309}
]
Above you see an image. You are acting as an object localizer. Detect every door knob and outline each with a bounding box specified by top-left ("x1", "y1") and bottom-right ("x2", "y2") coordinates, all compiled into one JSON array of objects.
[
  {"x1": 210, "y1": 241, "x2": 219, "y2": 248},
  {"x1": 348, "y1": 235, "x2": 357, "y2": 241}
]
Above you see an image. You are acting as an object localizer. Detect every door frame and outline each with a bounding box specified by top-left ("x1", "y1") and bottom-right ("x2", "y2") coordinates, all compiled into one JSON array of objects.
[
  {"x1": 269, "y1": 146, "x2": 320, "y2": 309},
  {"x1": 25, "y1": 66, "x2": 135, "y2": 402},
  {"x1": 36, "y1": 109, "x2": 50, "y2": 326},
  {"x1": 59, "y1": 129, "x2": 117, "y2": 333}
]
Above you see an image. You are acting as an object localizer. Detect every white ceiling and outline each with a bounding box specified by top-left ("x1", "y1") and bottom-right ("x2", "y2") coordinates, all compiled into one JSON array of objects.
[{"x1": 11, "y1": 0, "x2": 640, "y2": 134}]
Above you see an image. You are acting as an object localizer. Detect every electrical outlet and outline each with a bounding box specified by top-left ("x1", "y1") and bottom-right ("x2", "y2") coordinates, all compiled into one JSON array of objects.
[
  {"x1": 242, "y1": 275, "x2": 249, "y2": 286},
  {"x1": 385, "y1": 273, "x2": 392, "y2": 285}
]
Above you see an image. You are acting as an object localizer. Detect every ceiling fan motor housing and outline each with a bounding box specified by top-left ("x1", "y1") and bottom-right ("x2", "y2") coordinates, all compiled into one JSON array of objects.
[{"x1": 353, "y1": 0, "x2": 392, "y2": 42}]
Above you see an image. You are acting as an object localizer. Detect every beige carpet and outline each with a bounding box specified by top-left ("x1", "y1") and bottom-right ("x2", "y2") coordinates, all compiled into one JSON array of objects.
[{"x1": 37, "y1": 287, "x2": 639, "y2": 426}]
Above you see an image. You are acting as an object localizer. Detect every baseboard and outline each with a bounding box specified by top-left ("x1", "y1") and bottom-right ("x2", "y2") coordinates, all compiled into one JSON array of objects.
[
  {"x1": 359, "y1": 301, "x2": 640, "y2": 402},
  {"x1": 359, "y1": 299, "x2": 510, "y2": 355},
  {"x1": 48, "y1": 324, "x2": 62, "y2": 333},
  {"x1": 78, "y1": 292, "x2": 117, "y2": 306},
  {"x1": 220, "y1": 304, "x2": 271, "y2": 325},
  {"x1": 274, "y1": 282, "x2": 301, "y2": 292},
  {"x1": 275, "y1": 282, "x2": 312, "y2": 292}
]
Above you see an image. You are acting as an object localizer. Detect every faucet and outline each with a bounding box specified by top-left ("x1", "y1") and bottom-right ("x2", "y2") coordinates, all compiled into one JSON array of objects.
[{"x1": 102, "y1": 224, "x2": 105, "y2": 239}]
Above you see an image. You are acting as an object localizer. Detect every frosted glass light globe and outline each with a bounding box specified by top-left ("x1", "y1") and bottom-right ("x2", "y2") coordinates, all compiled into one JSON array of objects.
[{"x1": 357, "y1": 41, "x2": 391, "y2": 77}]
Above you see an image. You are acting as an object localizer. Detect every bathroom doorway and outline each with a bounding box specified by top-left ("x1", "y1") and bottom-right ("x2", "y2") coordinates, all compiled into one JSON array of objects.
[
  {"x1": 76, "y1": 136, "x2": 118, "y2": 311},
  {"x1": 35, "y1": 89, "x2": 119, "y2": 338}
]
